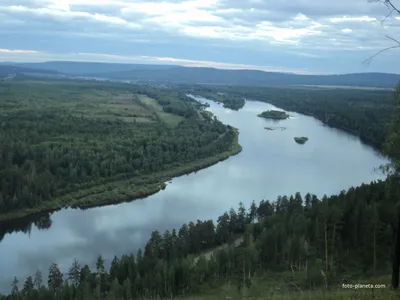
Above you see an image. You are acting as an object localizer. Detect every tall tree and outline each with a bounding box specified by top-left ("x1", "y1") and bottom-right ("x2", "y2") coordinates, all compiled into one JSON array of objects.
[{"x1": 48, "y1": 263, "x2": 63, "y2": 297}]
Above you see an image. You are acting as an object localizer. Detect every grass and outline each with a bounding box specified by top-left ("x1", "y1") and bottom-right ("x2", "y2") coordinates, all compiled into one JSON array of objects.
[
  {"x1": 137, "y1": 94, "x2": 184, "y2": 126},
  {"x1": 166, "y1": 273, "x2": 396, "y2": 300},
  {"x1": 0, "y1": 129, "x2": 242, "y2": 222}
]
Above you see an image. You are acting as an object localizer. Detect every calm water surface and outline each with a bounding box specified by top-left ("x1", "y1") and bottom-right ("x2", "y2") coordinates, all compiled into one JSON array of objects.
[{"x1": 0, "y1": 98, "x2": 389, "y2": 293}]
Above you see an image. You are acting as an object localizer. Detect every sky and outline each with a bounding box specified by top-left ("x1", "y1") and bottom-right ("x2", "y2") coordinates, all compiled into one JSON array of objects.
[{"x1": 0, "y1": 0, "x2": 399, "y2": 74}]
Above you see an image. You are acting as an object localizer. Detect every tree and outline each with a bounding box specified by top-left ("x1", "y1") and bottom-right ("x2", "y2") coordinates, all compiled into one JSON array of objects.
[
  {"x1": 48, "y1": 263, "x2": 63, "y2": 296},
  {"x1": 11, "y1": 277, "x2": 19, "y2": 295},
  {"x1": 68, "y1": 259, "x2": 81, "y2": 287},
  {"x1": 96, "y1": 255, "x2": 106, "y2": 299},
  {"x1": 22, "y1": 276, "x2": 34, "y2": 297},
  {"x1": 33, "y1": 270, "x2": 42, "y2": 290}
]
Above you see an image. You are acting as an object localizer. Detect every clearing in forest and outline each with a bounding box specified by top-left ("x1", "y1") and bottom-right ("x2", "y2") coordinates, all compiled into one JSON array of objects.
[{"x1": 137, "y1": 94, "x2": 184, "y2": 126}]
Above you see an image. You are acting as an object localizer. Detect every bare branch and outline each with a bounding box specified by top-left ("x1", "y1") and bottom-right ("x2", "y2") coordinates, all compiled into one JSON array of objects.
[
  {"x1": 381, "y1": 8, "x2": 395, "y2": 24},
  {"x1": 363, "y1": 44, "x2": 400, "y2": 65},
  {"x1": 363, "y1": 32, "x2": 400, "y2": 65},
  {"x1": 385, "y1": 35, "x2": 400, "y2": 46},
  {"x1": 369, "y1": 0, "x2": 400, "y2": 15},
  {"x1": 385, "y1": 0, "x2": 400, "y2": 14}
]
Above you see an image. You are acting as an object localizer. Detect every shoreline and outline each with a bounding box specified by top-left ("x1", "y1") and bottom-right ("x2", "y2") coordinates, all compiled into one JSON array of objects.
[{"x1": 0, "y1": 130, "x2": 242, "y2": 223}]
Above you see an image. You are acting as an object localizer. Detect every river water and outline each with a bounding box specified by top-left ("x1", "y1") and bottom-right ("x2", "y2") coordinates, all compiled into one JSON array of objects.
[{"x1": 0, "y1": 97, "x2": 389, "y2": 293}]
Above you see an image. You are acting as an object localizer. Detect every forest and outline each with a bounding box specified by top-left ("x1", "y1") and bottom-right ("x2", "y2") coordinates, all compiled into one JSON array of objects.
[
  {"x1": 1, "y1": 79, "x2": 400, "y2": 299},
  {"x1": 182, "y1": 85, "x2": 393, "y2": 151},
  {"x1": 1, "y1": 176, "x2": 399, "y2": 299},
  {"x1": 0, "y1": 80, "x2": 241, "y2": 220},
  {"x1": 185, "y1": 89, "x2": 245, "y2": 110},
  {"x1": 258, "y1": 110, "x2": 290, "y2": 120}
]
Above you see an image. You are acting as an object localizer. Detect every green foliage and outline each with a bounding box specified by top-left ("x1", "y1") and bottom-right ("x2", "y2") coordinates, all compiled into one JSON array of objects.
[
  {"x1": 6, "y1": 178, "x2": 399, "y2": 299},
  {"x1": 187, "y1": 85, "x2": 393, "y2": 150},
  {"x1": 188, "y1": 89, "x2": 246, "y2": 110},
  {"x1": 0, "y1": 80, "x2": 241, "y2": 220},
  {"x1": 294, "y1": 137, "x2": 308, "y2": 144},
  {"x1": 258, "y1": 110, "x2": 290, "y2": 120}
]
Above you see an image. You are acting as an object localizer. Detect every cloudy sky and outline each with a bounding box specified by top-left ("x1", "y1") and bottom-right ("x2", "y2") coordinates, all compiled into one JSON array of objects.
[{"x1": 0, "y1": 0, "x2": 399, "y2": 74}]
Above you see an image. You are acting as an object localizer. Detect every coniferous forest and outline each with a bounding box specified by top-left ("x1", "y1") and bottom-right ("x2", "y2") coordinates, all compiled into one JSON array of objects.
[
  {"x1": 0, "y1": 80, "x2": 241, "y2": 221},
  {"x1": 1, "y1": 79, "x2": 400, "y2": 299}
]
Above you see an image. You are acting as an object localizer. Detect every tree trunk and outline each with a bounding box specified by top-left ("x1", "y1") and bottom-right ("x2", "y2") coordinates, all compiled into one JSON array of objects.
[
  {"x1": 392, "y1": 215, "x2": 400, "y2": 289},
  {"x1": 305, "y1": 259, "x2": 308, "y2": 280},
  {"x1": 373, "y1": 223, "x2": 376, "y2": 276},
  {"x1": 330, "y1": 222, "x2": 336, "y2": 271},
  {"x1": 325, "y1": 219, "x2": 329, "y2": 273}
]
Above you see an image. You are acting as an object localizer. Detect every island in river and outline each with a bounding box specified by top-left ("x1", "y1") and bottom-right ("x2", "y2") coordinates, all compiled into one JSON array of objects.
[
  {"x1": 294, "y1": 136, "x2": 309, "y2": 144},
  {"x1": 0, "y1": 80, "x2": 242, "y2": 222},
  {"x1": 258, "y1": 110, "x2": 290, "y2": 120}
]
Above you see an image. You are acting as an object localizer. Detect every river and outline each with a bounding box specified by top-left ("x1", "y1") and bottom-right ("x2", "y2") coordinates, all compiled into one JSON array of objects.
[{"x1": 0, "y1": 97, "x2": 389, "y2": 294}]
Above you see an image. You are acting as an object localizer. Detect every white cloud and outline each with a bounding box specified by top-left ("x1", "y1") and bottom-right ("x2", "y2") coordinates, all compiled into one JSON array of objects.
[
  {"x1": 330, "y1": 16, "x2": 377, "y2": 23},
  {"x1": 0, "y1": 48, "x2": 312, "y2": 74},
  {"x1": 0, "y1": 48, "x2": 38, "y2": 54},
  {"x1": 341, "y1": 28, "x2": 352, "y2": 33},
  {"x1": 0, "y1": 0, "x2": 399, "y2": 73}
]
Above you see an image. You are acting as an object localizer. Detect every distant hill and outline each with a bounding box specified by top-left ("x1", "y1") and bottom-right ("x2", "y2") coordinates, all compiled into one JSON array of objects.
[
  {"x1": 0, "y1": 65, "x2": 61, "y2": 77},
  {"x1": 91, "y1": 67, "x2": 400, "y2": 88},
  {"x1": 1, "y1": 61, "x2": 182, "y2": 76},
  {"x1": 1, "y1": 61, "x2": 399, "y2": 88}
]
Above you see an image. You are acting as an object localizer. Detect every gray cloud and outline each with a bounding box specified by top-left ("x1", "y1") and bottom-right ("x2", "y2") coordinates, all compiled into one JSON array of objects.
[{"x1": 0, "y1": 0, "x2": 399, "y2": 73}]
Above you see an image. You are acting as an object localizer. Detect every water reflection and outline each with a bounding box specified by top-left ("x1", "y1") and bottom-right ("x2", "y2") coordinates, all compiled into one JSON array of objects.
[
  {"x1": 0, "y1": 98, "x2": 390, "y2": 294},
  {"x1": 0, "y1": 212, "x2": 53, "y2": 243}
]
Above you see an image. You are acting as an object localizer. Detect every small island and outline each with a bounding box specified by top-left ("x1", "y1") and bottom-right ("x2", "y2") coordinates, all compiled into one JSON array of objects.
[
  {"x1": 258, "y1": 110, "x2": 290, "y2": 120},
  {"x1": 294, "y1": 136, "x2": 309, "y2": 144}
]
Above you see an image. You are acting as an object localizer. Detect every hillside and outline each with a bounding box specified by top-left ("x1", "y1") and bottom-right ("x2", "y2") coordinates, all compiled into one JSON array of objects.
[
  {"x1": 1, "y1": 61, "x2": 181, "y2": 76},
  {"x1": 0, "y1": 65, "x2": 61, "y2": 77},
  {"x1": 1, "y1": 61, "x2": 399, "y2": 88},
  {"x1": 86, "y1": 67, "x2": 400, "y2": 88}
]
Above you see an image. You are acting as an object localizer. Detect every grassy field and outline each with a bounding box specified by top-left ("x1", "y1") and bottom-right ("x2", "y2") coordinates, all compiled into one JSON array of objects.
[
  {"x1": 174, "y1": 273, "x2": 396, "y2": 300},
  {"x1": 137, "y1": 94, "x2": 184, "y2": 126}
]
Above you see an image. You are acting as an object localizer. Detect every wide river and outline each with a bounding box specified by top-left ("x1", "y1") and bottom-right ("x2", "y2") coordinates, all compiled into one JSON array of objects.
[{"x1": 0, "y1": 97, "x2": 389, "y2": 293}]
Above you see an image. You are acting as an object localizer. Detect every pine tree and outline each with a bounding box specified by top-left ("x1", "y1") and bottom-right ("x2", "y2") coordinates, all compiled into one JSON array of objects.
[
  {"x1": 22, "y1": 276, "x2": 34, "y2": 297},
  {"x1": 48, "y1": 263, "x2": 63, "y2": 297},
  {"x1": 68, "y1": 259, "x2": 81, "y2": 287}
]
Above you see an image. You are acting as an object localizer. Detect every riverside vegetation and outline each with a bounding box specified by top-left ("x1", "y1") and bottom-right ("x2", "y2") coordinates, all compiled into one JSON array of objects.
[
  {"x1": 258, "y1": 110, "x2": 290, "y2": 120},
  {"x1": 294, "y1": 137, "x2": 309, "y2": 144},
  {"x1": 181, "y1": 84, "x2": 393, "y2": 150},
  {"x1": 1, "y1": 81, "x2": 400, "y2": 300},
  {"x1": 0, "y1": 79, "x2": 241, "y2": 221}
]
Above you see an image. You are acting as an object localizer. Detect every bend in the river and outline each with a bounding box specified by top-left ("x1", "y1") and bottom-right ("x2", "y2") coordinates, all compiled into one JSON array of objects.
[{"x1": 0, "y1": 97, "x2": 389, "y2": 294}]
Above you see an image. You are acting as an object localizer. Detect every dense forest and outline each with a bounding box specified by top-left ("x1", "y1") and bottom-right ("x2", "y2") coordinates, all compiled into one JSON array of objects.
[
  {"x1": 0, "y1": 80, "x2": 240, "y2": 220},
  {"x1": 1, "y1": 79, "x2": 399, "y2": 299},
  {"x1": 258, "y1": 110, "x2": 290, "y2": 120},
  {"x1": 186, "y1": 89, "x2": 245, "y2": 110},
  {"x1": 1, "y1": 176, "x2": 399, "y2": 299},
  {"x1": 182, "y1": 85, "x2": 393, "y2": 150}
]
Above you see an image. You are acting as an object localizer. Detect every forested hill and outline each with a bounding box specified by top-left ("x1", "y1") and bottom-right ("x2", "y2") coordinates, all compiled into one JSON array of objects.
[
  {"x1": 0, "y1": 65, "x2": 61, "y2": 77},
  {"x1": 1, "y1": 61, "x2": 181, "y2": 76},
  {"x1": 2, "y1": 61, "x2": 399, "y2": 88},
  {"x1": 0, "y1": 79, "x2": 241, "y2": 221},
  {"x1": 91, "y1": 67, "x2": 400, "y2": 88}
]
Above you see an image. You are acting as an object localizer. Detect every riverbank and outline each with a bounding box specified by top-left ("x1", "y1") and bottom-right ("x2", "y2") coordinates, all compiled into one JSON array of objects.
[{"x1": 0, "y1": 130, "x2": 242, "y2": 222}]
